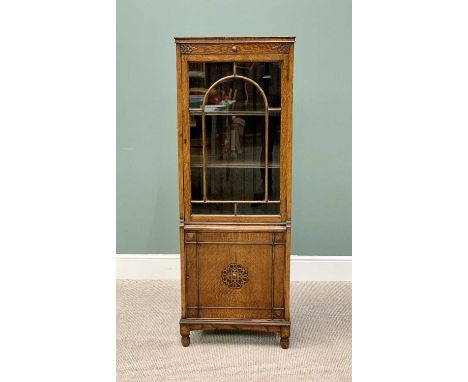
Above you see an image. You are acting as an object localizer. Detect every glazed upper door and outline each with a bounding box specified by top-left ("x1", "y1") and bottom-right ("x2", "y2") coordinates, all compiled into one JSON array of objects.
[{"x1": 186, "y1": 60, "x2": 287, "y2": 220}]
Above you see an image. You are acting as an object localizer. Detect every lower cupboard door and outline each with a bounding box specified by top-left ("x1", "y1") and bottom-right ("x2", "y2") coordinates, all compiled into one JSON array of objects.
[{"x1": 185, "y1": 242, "x2": 285, "y2": 320}]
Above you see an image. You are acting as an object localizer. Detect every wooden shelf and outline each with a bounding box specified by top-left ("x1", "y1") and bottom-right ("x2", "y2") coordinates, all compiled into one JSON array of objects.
[
  {"x1": 191, "y1": 161, "x2": 279, "y2": 169},
  {"x1": 189, "y1": 108, "x2": 281, "y2": 116},
  {"x1": 190, "y1": 154, "x2": 279, "y2": 169}
]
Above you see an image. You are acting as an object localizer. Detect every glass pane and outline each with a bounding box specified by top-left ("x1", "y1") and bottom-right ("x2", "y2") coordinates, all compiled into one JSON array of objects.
[
  {"x1": 189, "y1": 63, "x2": 232, "y2": 109},
  {"x1": 237, "y1": 203, "x2": 280, "y2": 215},
  {"x1": 207, "y1": 168, "x2": 265, "y2": 201},
  {"x1": 268, "y1": 115, "x2": 281, "y2": 201},
  {"x1": 189, "y1": 62, "x2": 281, "y2": 216},
  {"x1": 204, "y1": 78, "x2": 265, "y2": 113},
  {"x1": 192, "y1": 203, "x2": 233, "y2": 215},
  {"x1": 190, "y1": 114, "x2": 281, "y2": 214},
  {"x1": 236, "y1": 62, "x2": 281, "y2": 108}
]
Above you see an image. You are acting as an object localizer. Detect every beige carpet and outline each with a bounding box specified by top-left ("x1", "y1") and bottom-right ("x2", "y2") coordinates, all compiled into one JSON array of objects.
[{"x1": 117, "y1": 280, "x2": 351, "y2": 382}]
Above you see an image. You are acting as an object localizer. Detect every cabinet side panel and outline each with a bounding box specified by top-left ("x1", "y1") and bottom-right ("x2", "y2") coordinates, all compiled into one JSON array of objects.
[
  {"x1": 285, "y1": 46, "x2": 293, "y2": 320},
  {"x1": 279, "y1": 58, "x2": 289, "y2": 220},
  {"x1": 284, "y1": 227, "x2": 291, "y2": 320},
  {"x1": 286, "y1": 46, "x2": 294, "y2": 221},
  {"x1": 179, "y1": 226, "x2": 186, "y2": 317},
  {"x1": 185, "y1": 242, "x2": 198, "y2": 318},
  {"x1": 176, "y1": 45, "x2": 184, "y2": 220},
  {"x1": 181, "y1": 55, "x2": 192, "y2": 220},
  {"x1": 176, "y1": 45, "x2": 186, "y2": 319},
  {"x1": 273, "y1": 244, "x2": 285, "y2": 318}
]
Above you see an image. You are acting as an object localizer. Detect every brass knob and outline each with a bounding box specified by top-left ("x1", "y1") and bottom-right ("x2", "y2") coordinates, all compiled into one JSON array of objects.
[{"x1": 232, "y1": 45, "x2": 238, "y2": 52}]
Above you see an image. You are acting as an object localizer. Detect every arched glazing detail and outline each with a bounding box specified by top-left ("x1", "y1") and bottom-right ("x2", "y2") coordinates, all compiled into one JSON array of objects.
[{"x1": 189, "y1": 62, "x2": 282, "y2": 216}]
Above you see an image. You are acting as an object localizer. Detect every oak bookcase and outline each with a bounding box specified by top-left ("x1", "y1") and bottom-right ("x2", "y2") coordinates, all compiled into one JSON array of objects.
[{"x1": 175, "y1": 37, "x2": 295, "y2": 348}]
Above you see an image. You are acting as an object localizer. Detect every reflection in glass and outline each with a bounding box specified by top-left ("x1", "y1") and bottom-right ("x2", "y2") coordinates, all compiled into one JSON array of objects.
[
  {"x1": 204, "y1": 78, "x2": 266, "y2": 113},
  {"x1": 237, "y1": 203, "x2": 280, "y2": 215},
  {"x1": 236, "y1": 62, "x2": 281, "y2": 108},
  {"x1": 190, "y1": 115, "x2": 281, "y2": 208},
  {"x1": 189, "y1": 62, "x2": 232, "y2": 109},
  {"x1": 192, "y1": 203, "x2": 233, "y2": 215},
  {"x1": 189, "y1": 61, "x2": 281, "y2": 215}
]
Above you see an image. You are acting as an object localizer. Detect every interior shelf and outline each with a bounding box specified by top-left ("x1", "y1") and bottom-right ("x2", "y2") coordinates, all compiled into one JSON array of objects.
[
  {"x1": 190, "y1": 200, "x2": 280, "y2": 204},
  {"x1": 189, "y1": 108, "x2": 281, "y2": 116},
  {"x1": 191, "y1": 154, "x2": 279, "y2": 169},
  {"x1": 191, "y1": 161, "x2": 279, "y2": 169}
]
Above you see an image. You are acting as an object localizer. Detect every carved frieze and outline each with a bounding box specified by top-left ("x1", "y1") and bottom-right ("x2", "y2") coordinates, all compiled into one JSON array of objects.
[
  {"x1": 272, "y1": 44, "x2": 290, "y2": 54},
  {"x1": 180, "y1": 44, "x2": 194, "y2": 54}
]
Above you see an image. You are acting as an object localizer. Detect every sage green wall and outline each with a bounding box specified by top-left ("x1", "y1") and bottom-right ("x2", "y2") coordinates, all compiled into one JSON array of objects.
[{"x1": 117, "y1": 0, "x2": 351, "y2": 255}]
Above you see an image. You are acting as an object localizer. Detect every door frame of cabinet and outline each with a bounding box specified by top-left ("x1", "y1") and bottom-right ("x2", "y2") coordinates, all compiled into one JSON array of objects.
[{"x1": 176, "y1": 46, "x2": 294, "y2": 224}]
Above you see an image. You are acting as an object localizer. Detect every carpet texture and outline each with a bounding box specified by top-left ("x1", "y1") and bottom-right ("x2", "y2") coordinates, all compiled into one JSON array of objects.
[{"x1": 117, "y1": 280, "x2": 351, "y2": 382}]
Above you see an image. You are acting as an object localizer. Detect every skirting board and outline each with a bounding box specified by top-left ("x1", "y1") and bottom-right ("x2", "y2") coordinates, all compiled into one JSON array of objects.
[{"x1": 116, "y1": 255, "x2": 351, "y2": 281}]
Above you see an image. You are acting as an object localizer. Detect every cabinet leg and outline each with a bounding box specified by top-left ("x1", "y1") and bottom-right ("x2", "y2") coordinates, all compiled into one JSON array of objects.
[
  {"x1": 181, "y1": 335, "x2": 190, "y2": 347},
  {"x1": 280, "y1": 326, "x2": 290, "y2": 349},
  {"x1": 180, "y1": 325, "x2": 190, "y2": 347}
]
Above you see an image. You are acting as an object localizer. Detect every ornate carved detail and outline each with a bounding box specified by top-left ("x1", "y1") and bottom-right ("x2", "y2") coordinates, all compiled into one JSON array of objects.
[
  {"x1": 274, "y1": 232, "x2": 286, "y2": 243},
  {"x1": 185, "y1": 232, "x2": 196, "y2": 242},
  {"x1": 180, "y1": 44, "x2": 195, "y2": 54},
  {"x1": 221, "y1": 263, "x2": 249, "y2": 289},
  {"x1": 272, "y1": 44, "x2": 290, "y2": 54}
]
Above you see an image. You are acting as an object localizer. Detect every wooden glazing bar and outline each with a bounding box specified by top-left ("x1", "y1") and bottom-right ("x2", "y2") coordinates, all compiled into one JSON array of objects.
[
  {"x1": 191, "y1": 161, "x2": 280, "y2": 169},
  {"x1": 201, "y1": 108, "x2": 207, "y2": 201},
  {"x1": 265, "y1": 111, "x2": 269, "y2": 202},
  {"x1": 191, "y1": 200, "x2": 280, "y2": 204},
  {"x1": 200, "y1": 72, "x2": 270, "y2": 204}
]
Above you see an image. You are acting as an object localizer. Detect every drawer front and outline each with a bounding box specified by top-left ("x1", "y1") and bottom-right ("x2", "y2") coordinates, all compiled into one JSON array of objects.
[{"x1": 184, "y1": 230, "x2": 286, "y2": 320}]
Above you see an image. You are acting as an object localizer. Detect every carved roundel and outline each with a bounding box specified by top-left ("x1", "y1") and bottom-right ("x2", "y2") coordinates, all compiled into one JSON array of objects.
[{"x1": 221, "y1": 263, "x2": 249, "y2": 289}]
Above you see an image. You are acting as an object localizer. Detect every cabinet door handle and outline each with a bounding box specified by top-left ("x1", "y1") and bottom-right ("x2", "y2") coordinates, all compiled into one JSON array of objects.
[{"x1": 231, "y1": 45, "x2": 238, "y2": 53}]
